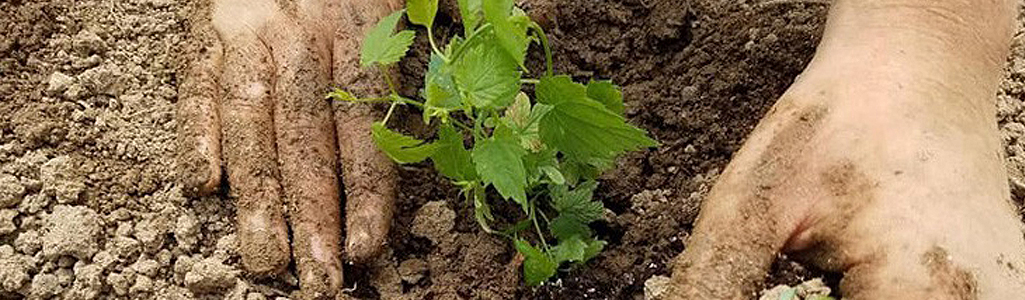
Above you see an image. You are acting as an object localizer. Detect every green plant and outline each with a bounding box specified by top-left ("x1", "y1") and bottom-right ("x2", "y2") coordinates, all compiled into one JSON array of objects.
[{"x1": 330, "y1": 0, "x2": 658, "y2": 286}]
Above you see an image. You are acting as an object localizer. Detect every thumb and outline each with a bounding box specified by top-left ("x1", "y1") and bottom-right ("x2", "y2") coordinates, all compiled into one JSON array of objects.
[
  {"x1": 665, "y1": 100, "x2": 818, "y2": 299},
  {"x1": 666, "y1": 185, "x2": 788, "y2": 300}
]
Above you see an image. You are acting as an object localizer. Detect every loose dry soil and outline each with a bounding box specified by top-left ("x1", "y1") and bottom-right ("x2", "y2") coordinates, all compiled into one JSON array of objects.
[{"x1": 1, "y1": 0, "x2": 1024, "y2": 299}]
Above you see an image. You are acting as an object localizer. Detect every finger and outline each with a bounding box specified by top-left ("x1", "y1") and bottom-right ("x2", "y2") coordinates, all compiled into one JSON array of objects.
[
  {"x1": 212, "y1": 0, "x2": 292, "y2": 277},
  {"x1": 666, "y1": 187, "x2": 787, "y2": 299},
  {"x1": 176, "y1": 3, "x2": 223, "y2": 197},
  {"x1": 331, "y1": 0, "x2": 402, "y2": 263},
  {"x1": 335, "y1": 102, "x2": 397, "y2": 263},
  {"x1": 666, "y1": 100, "x2": 820, "y2": 299},
  {"x1": 264, "y1": 17, "x2": 345, "y2": 297}
]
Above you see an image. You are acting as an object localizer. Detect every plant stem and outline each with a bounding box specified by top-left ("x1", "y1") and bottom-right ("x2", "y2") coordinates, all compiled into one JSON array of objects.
[
  {"x1": 530, "y1": 202, "x2": 550, "y2": 250},
  {"x1": 347, "y1": 96, "x2": 424, "y2": 108},
  {"x1": 427, "y1": 26, "x2": 449, "y2": 62},
  {"x1": 473, "y1": 109, "x2": 487, "y2": 142},
  {"x1": 452, "y1": 118, "x2": 474, "y2": 132},
  {"x1": 378, "y1": 65, "x2": 404, "y2": 125},
  {"x1": 531, "y1": 23, "x2": 555, "y2": 76},
  {"x1": 380, "y1": 65, "x2": 399, "y2": 96},
  {"x1": 537, "y1": 206, "x2": 550, "y2": 225},
  {"x1": 346, "y1": 97, "x2": 394, "y2": 104},
  {"x1": 520, "y1": 79, "x2": 540, "y2": 84},
  {"x1": 382, "y1": 101, "x2": 399, "y2": 125},
  {"x1": 394, "y1": 96, "x2": 425, "y2": 108}
]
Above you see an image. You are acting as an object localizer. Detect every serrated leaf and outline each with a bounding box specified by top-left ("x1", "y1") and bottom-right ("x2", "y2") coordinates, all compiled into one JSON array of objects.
[
  {"x1": 586, "y1": 80, "x2": 624, "y2": 116},
  {"x1": 471, "y1": 126, "x2": 527, "y2": 206},
  {"x1": 453, "y1": 33, "x2": 521, "y2": 109},
  {"x1": 457, "y1": 0, "x2": 482, "y2": 33},
  {"x1": 547, "y1": 182, "x2": 603, "y2": 241},
  {"x1": 504, "y1": 92, "x2": 531, "y2": 128},
  {"x1": 431, "y1": 124, "x2": 476, "y2": 181},
  {"x1": 550, "y1": 237, "x2": 587, "y2": 263},
  {"x1": 560, "y1": 155, "x2": 611, "y2": 184},
  {"x1": 527, "y1": 103, "x2": 554, "y2": 128},
  {"x1": 482, "y1": 0, "x2": 529, "y2": 66},
  {"x1": 371, "y1": 122, "x2": 437, "y2": 163},
  {"x1": 551, "y1": 181, "x2": 603, "y2": 222},
  {"x1": 522, "y1": 147, "x2": 556, "y2": 186},
  {"x1": 406, "y1": 0, "x2": 438, "y2": 27},
  {"x1": 537, "y1": 75, "x2": 657, "y2": 163},
  {"x1": 549, "y1": 215, "x2": 591, "y2": 242},
  {"x1": 582, "y1": 238, "x2": 605, "y2": 261},
  {"x1": 361, "y1": 10, "x2": 416, "y2": 67},
  {"x1": 327, "y1": 89, "x2": 358, "y2": 102},
  {"x1": 425, "y1": 53, "x2": 461, "y2": 109},
  {"x1": 515, "y1": 239, "x2": 557, "y2": 286}
]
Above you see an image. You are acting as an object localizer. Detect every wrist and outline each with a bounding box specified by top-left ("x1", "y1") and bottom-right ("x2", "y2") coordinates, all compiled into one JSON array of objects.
[{"x1": 794, "y1": 0, "x2": 1015, "y2": 111}]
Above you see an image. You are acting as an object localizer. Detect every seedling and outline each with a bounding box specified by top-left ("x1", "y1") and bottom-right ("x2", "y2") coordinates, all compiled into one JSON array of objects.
[{"x1": 330, "y1": 0, "x2": 658, "y2": 286}]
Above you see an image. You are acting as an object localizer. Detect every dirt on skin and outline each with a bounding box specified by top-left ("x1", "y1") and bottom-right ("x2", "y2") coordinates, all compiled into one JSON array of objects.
[{"x1": 1, "y1": 0, "x2": 1025, "y2": 299}]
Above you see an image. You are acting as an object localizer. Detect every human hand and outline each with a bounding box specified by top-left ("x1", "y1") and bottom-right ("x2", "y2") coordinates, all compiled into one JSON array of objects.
[
  {"x1": 175, "y1": 0, "x2": 401, "y2": 297},
  {"x1": 665, "y1": 0, "x2": 1025, "y2": 298}
]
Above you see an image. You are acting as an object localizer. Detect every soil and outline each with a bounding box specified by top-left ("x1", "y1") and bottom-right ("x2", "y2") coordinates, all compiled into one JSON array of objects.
[{"x1": 0, "y1": 0, "x2": 1023, "y2": 299}]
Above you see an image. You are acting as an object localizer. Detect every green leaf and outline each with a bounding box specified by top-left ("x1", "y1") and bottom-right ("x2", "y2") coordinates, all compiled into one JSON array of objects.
[
  {"x1": 504, "y1": 92, "x2": 531, "y2": 129},
  {"x1": 522, "y1": 148, "x2": 556, "y2": 186},
  {"x1": 537, "y1": 75, "x2": 657, "y2": 163},
  {"x1": 425, "y1": 53, "x2": 461, "y2": 109},
  {"x1": 559, "y1": 155, "x2": 612, "y2": 184},
  {"x1": 406, "y1": 0, "x2": 438, "y2": 27},
  {"x1": 453, "y1": 33, "x2": 521, "y2": 109},
  {"x1": 472, "y1": 184, "x2": 495, "y2": 232},
  {"x1": 515, "y1": 239, "x2": 557, "y2": 286},
  {"x1": 457, "y1": 0, "x2": 482, "y2": 33},
  {"x1": 327, "y1": 89, "x2": 358, "y2": 102},
  {"x1": 502, "y1": 92, "x2": 546, "y2": 151},
  {"x1": 551, "y1": 181, "x2": 603, "y2": 222},
  {"x1": 471, "y1": 126, "x2": 527, "y2": 205},
  {"x1": 423, "y1": 54, "x2": 461, "y2": 124},
  {"x1": 540, "y1": 165, "x2": 565, "y2": 185},
  {"x1": 586, "y1": 80, "x2": 624, "y2": 116},
  {"x1": 537, "y1": 75, "x2": 587, "y2": 105},
  {"x1": 527, "y1": 103, "x2": 554, "y2": 128},
  {"x1": 360, "y1": 10, "x2": 416, "y2": 67},
  {"x1": 550, "y1": 237, "x2": 587, "y2": 263},
  {"x1": 548, "y1": 181, "x2": 603, "y2": 241},
  {"x1": 482, "y1": 0, "x2": 529, "y2": 66},
  {"x1": 371, "y1": 122, "x2": 437, "y2": 163},
  {"x1": 582, "y1": 238, "x2": 605, "y2": 261},
  {"x1": 549, "y1": 215, "x2": 591, "y2": 242},
  {"x1": 431, "y1": 124, "x2": 476, "y2": 181}
]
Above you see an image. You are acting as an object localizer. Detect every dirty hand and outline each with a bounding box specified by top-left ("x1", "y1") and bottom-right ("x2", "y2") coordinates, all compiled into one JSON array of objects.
[
  {"x1": 175, "y1": 0, "x2": 402, "y2": 297},
  {"x1": 667, "y1": 0, "x2": 1025, "y2": 299}
]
